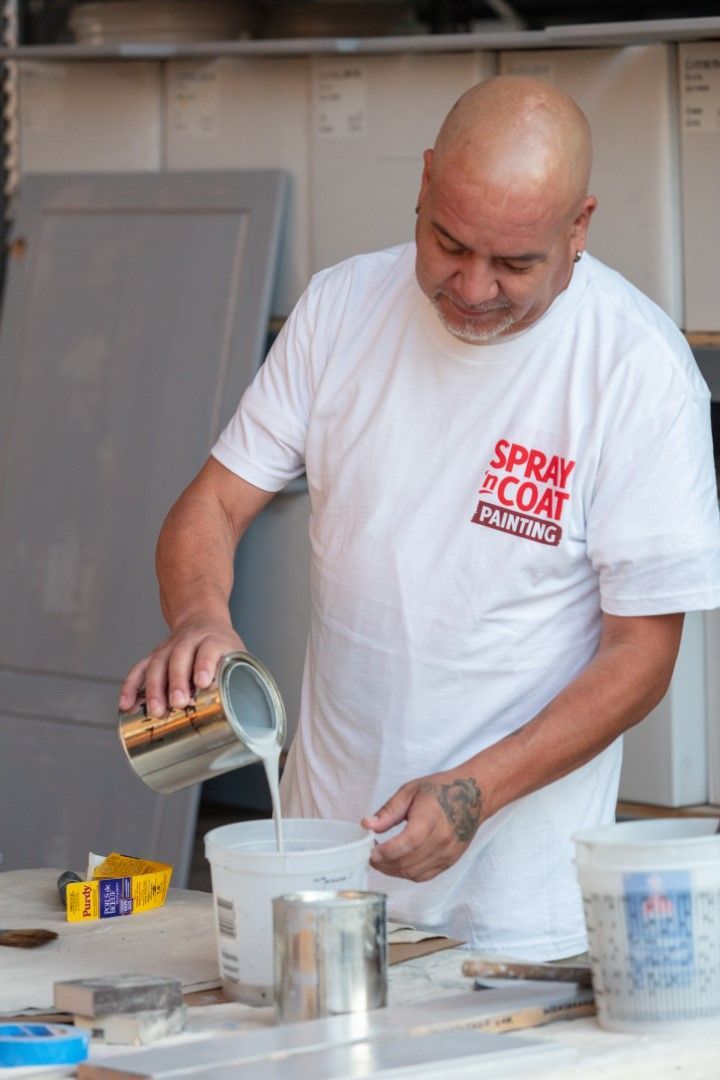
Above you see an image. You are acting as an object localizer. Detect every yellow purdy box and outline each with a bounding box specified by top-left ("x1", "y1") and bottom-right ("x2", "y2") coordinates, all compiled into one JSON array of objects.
[{"x1": 65, "y1": 852, "x2": 173, "y2": 923}]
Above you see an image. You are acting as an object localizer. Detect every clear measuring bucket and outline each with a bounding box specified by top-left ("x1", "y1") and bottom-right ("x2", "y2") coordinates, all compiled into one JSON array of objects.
[{"x1": 574, "y1": 817, "x2": 720, "y2": 1032}]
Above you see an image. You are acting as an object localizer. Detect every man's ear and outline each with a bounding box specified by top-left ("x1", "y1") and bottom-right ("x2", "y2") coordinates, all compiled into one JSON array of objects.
[{"x1": 572, "y1": 195, "x2": 597, "y2": 250}]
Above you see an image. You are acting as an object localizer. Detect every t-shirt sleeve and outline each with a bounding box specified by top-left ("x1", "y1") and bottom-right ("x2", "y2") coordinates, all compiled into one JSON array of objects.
[
  {"x1": 211, "y1": 284, "x2": 317, "y2": 491},
  {"x1": 586, "y1": 353, "x2": 720, "y2": 616}
]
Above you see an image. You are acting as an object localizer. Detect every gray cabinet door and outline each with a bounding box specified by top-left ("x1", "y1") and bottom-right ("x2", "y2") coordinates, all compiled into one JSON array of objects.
[{"x1": 0, "y1": 170, "x2": 287, "y2": 878}]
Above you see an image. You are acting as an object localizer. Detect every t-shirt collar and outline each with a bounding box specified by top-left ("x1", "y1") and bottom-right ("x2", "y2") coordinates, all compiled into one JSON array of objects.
[{"x1": 416, "y1": 255, "x2": 588, "y2": 363}]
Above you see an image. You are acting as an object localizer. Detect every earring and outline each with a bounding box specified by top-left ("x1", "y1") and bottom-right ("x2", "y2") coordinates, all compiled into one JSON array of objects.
[{"x1": 573, "y1": 251, "x2": 583, "y2": 263}]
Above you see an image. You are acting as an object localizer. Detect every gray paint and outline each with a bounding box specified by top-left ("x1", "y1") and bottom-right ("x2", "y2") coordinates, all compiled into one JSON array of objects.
[{"x1": 0, "y1": 170, "x2": 287, "y2": 877}]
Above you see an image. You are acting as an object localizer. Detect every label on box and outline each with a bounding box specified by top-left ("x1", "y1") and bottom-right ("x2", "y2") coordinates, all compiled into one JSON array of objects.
[
  {"x1": 168, "y1": 63, "x2": 220, "y2": 138},
  {"x1": 501, "y1": 56, "x2": 555, "y2": 83},
  {"x1": 19, "y1": 63, "x2": 69, "y2": 134},
  {"x1": 65, "y1": 853, "x2": 172, "y2": 922},
  {"x1": 681, "y1": 48, "x2": 720, "y2": 134},
  {"x1": 623, "y1": 870, "x2": 694, "y2": 989},
  {"x1": 314, "y1": 61, "x2": 367, "y2": 139}
]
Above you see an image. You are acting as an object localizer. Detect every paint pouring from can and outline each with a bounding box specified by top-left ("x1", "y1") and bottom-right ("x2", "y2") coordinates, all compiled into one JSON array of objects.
[{"x1": 118, "y1": 651, "x2": 287, "y2": 848}]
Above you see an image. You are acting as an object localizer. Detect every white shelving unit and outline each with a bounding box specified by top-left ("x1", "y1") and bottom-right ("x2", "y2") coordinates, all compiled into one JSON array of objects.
[{"x1": 1, "y1": 16, "x2": 720, "y2": 60}]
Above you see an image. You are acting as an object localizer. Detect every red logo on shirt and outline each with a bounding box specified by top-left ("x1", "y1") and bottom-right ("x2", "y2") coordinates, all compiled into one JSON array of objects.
[{"x1": 471, "y1": 439, "x2": 575, "y2": 547}]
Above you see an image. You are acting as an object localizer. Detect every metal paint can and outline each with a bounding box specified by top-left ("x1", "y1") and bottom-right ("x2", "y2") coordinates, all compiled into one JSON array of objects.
[
  {"x1": 273, "y1": 890, "x2": 387, "y2": 1023},
  {"x1": 118, "y1": 651, "x2": 286, "y2": 794}
]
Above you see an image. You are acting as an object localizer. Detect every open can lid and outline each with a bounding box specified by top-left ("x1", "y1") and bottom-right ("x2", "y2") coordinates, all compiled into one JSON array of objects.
[{"x1": 218, "y1": 651, "x2": 286, "y2": 751}]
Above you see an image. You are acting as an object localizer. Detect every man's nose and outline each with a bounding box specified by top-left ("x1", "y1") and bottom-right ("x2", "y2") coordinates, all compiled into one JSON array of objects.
[{"x1": 452, "y1": 259, "x2": 500, "y2": 304}]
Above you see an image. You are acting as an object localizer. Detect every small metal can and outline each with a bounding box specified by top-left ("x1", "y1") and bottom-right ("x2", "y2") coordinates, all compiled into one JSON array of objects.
[
  {"x1": 118, "y1": 651, "x2": 286, "y2": 794},
  {"x1": 273, "y1": 890, "x2": 387, "y2": 1023}
]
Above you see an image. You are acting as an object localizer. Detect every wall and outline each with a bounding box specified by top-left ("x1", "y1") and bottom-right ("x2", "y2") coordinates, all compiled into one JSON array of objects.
[{"x1": 18, "y1": 45, "x2": 688, "y2": 323}]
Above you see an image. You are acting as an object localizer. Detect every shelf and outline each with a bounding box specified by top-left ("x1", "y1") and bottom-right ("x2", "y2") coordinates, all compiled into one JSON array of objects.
[
  {"x1": 1, "y1": 16, "x2": 719, "y2": 62},
  {"x1": 687, "y1": 333, "x2": 720, "y2": 349},
  {"x1": 617, "y1": 800, "x2": 720, "y2": 819}
]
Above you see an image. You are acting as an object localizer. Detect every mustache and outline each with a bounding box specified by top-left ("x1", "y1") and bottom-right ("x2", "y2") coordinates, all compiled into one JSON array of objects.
[{"x1": 434, "y1": 290, "x2": 512, "y2": 315}]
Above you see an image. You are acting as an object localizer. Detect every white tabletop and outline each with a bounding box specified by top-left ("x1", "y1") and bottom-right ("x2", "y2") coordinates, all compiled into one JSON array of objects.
[
  {"x1": 0, "y1": 869, "x2": 219, "y2": 1015},
  {"x1": 388, "y1": 948, "x2": 720, "y2": 1079},
  {"x1": 1, "y1": 870, "x2": 718, "y2": 1078}
]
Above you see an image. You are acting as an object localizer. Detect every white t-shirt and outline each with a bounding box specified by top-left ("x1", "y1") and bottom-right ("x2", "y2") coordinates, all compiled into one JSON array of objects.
[{"x1": 213, "y1": 244, "x2": 720, "y2": 959}]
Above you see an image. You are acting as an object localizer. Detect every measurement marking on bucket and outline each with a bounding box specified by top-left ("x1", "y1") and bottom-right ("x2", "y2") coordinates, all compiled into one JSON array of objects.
[
  {"x1": 220, "y1": 951, "x2": 240, "y2": 981},
  {"x1": 216, "y1": 896, "x2": 237, "y2": 937}
]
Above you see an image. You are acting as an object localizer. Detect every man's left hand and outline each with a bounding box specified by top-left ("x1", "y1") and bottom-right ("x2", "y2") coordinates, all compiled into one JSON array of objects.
[{"x1": 362, "y1": 772, "x2": 483, "y2": 882}]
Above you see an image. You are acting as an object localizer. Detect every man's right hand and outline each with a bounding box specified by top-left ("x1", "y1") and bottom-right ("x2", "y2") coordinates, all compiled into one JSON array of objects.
[
  {"x1": 118, "y1": 457, "x2": 275, "y2": 718},
  {"x1": 118, "y1": 622, "x2": 246, "y2": 718}
]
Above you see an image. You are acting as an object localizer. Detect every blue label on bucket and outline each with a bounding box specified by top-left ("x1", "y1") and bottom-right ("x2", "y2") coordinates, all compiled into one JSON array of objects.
[{"x1": 623, "y1": 870, "x2": 694, "y2": 990}]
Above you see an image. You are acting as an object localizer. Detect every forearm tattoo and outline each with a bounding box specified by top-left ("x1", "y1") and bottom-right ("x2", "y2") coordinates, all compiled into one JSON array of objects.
[{"x1": 421, "y1": 778, "x2": 483, "y2": 842}]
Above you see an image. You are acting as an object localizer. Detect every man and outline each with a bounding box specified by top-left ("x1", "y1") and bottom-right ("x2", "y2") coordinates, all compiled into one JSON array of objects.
[{"x1": 120, "y1": 76, "x2": 720, "y2": 959}]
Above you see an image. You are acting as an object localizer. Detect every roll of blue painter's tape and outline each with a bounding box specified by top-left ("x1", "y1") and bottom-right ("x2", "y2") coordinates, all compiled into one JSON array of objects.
[{"x1": 0, "y1": 1023, "x2": 89, "y2": 1066}]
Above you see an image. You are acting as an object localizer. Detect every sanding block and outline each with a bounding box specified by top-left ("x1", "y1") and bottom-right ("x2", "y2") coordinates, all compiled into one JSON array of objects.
[
  {"x1": 74, "y1": 1008, "x2": 187, "y2": 1046},
  {"x1": 54, "y1": 976, "x2": 186, "y2": 1046},
  {"x1": 54, "y1": 975, "x2": 183, "y2": 1017}
]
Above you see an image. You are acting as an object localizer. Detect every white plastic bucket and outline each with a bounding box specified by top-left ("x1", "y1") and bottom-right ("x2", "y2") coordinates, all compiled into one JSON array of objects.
[
  {"x1": 204, "y1": 818, "x2": 373, "y2": 1004},
  {"x1": 574, "y1": 817, "x2": 720, "y2": 1032}
]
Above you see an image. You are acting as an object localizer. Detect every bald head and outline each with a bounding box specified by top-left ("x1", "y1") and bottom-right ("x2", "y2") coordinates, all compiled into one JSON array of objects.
[
  {"x1": 431, "y1": 75, "x2": 592, "y2": 223},
  {"x1": 414, "y1": 75, "x2": 597, "y2": 343}
]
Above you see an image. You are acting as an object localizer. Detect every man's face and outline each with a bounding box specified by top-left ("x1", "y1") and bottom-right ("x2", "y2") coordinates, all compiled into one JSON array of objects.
[{"x1": 415, "y1": 151, "x2": 594, "y2": 344}]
